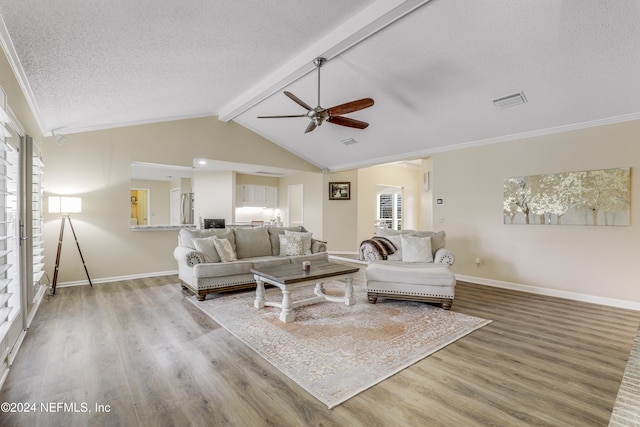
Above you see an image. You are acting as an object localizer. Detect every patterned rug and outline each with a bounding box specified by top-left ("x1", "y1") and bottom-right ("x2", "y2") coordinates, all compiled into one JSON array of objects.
[{"x1": 188, "y1": 278, "x2": 491, "y2": 409}]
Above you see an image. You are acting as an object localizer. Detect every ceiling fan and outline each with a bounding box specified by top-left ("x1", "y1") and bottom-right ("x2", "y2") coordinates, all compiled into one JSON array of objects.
[{"x1": 258, "y1": 57, "x2": 374, "y2": 134}]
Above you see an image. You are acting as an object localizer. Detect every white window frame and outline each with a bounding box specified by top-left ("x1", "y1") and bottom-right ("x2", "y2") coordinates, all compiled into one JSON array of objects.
[{"x1": 376, "y1": 188, "x2": 403, "y2": 231}]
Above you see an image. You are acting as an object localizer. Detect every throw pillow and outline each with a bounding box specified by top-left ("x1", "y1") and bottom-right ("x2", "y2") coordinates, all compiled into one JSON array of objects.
[
  {"x1": 284, "y1": 230, "x2": 313, "y2": 255},
  {"x1": 212, "y1": 237, "x2": 238, "y2": 263},
  {"x1": 406, "y1": 230, "x2": 446, "y2": 252},
  {"x1": 180, "y1": 228, "x2": 234, "y2": 250},
  {"x1": 184, "y1": 251, "x2": 205, "y2": 267},
  {"x1": 192, "y1": 236, "x2": 221, "y2": 263},
  {"x1": 401, "y1": 234, "x2": 433, "y2": 262},
  {"x1": 233, "y1": 226, "x2": 272, "y2": 259},
  {"x1": 278, "y1": 234, "x2": 304, "y2": 256},
  {"x1": 375, "y1": 228, "x2": 400, "y2": 237},
  {"x1": 385, "y1": 235, "x2": 403, "y2": 261},
  {"x1": 267, "y1": 226, "x2": 302, "y2": 255}
]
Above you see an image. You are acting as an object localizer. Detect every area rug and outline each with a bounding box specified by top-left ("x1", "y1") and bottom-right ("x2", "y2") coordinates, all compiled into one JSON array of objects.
[{"x1": 188, "y1": 278, "x2": 491, "y2": 408}]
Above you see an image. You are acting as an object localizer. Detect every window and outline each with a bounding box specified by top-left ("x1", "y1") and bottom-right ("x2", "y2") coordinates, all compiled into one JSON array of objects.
[{"x1": 377, "y1": 190, "x2": 402, "y2": 230}]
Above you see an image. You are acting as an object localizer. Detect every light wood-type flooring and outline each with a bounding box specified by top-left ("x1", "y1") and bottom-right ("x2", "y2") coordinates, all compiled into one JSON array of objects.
[{"x1": 1, "y1": 267, "x2": 639, "y2": 426}]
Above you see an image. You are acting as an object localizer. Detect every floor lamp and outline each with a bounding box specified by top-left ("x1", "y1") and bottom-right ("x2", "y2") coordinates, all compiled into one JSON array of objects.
[{"x1": 49, "y1": 196, "x2": 92, "y2": 295}]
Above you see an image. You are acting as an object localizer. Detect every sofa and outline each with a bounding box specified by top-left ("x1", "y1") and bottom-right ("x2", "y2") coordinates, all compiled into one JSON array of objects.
[
  {"x1": 174, "y1": 225, "x2": 328, "y2": 300},
  {"x1": 360, "y1": 229, "x2": 456, "y2": 309}
]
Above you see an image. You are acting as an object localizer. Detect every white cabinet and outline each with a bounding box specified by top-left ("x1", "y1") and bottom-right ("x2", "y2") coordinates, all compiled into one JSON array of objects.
[
  {"x1": 266, "y1": 186, "x2": 278, "y2": 208},
  {"x1": 236, "y1": 185, "x2": 278, "y2": 208},
  {"x1": 252, "y1": 185, "x2": 267, "y2": 207}
]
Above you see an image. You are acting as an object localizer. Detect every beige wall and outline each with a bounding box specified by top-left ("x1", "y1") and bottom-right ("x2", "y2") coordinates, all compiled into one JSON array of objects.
[
  {"x1": 0, "y1": 50, "x2": 41, "y2": 137},
  {"x1": 236, "y1": 174, "x2": 279, "y2": 186},
  {"x1": 130, "y1": 179, "x2": 171, "y2": 225},
  {"x1": 42, "y1": 117, "x2": 320, "y2": 284},
  {"x1": 432, "y1": 120, "x2": 640, "y2": 303},
  {"x1": 356, "y1": 163, "x2": 423, "y2": 248},
  {"x1": 278, "y1": 172, "x2": 324, "y2": 239},
  {"x1": 322, "y1": 170, "x2": 358, "y2": 253}
]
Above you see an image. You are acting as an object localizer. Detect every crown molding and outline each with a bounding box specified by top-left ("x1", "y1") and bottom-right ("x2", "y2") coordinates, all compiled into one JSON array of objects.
[
  {"x1": 0, "y1": 14, "x2": 45, "y2": 135},
  {"x1": 325, "y1": 111, "x2": 640, "y2": 172}
]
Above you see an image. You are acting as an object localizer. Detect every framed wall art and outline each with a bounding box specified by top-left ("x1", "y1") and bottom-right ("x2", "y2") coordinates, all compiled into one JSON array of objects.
[
  {"x1": 503, "y1": 167, "x2": 630, "y2": 226},
  {"x1": 329, "y1": 182, "x2": 350, "y2": 200}
]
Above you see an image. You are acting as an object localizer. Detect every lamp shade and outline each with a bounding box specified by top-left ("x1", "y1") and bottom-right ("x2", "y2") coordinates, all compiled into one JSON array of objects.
[{"x1": 48, "y1": 196, "x2": 82, "y2": 214}]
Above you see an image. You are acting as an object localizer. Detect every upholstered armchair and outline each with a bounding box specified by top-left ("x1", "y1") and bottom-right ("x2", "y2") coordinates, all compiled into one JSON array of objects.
[{"x1": 360, "y1": 229, "x2": 456, "y2": 309}]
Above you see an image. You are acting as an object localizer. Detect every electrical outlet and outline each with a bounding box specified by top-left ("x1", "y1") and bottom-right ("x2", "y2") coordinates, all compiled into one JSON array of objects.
[
  {"x1": 475, "y1": 257, "x2": 481, "y2": 266},
  {"x1": 437, "y1": 217, "x2": 445, "y2": 223}
]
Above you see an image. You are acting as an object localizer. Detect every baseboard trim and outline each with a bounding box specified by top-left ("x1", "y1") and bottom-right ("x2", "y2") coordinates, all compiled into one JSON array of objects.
[
  {"x1": 55, "y1": 270, "x2": 178, "y2": 288},
  {"x1": 456, "y1": 274, "x2": 640, "y2": 311},
  {"x1": 53, "y1": 268, "x2": 640, "y2": 311}
]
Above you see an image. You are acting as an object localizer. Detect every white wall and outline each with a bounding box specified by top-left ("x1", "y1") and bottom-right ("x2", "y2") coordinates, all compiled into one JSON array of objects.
[
  {"x1": 193, "y1": 170, "x2": 235, "y2": 226},
  {"x1": 432, "y1": 119, "x2": 640, "y2": 304}
]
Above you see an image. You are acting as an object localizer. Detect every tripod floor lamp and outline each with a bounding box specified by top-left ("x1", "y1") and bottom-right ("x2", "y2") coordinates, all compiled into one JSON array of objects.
[{"x1": 49, "y1": 196, "x2": 92, "y2": 295}]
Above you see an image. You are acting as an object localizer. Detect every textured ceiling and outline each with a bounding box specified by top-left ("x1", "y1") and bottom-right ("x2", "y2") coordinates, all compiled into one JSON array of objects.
[
  {"x1": 1, "y1": 0, "x2": 640, "y2": 172},
  {"x1": 0, "y1": 0, "x2": 371, "y2": 132}
]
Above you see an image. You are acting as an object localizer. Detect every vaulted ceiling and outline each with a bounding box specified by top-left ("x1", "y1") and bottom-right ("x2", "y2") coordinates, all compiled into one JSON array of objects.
[{"x1": 1, "y1": 0, "x2": 639, "y2": 172}]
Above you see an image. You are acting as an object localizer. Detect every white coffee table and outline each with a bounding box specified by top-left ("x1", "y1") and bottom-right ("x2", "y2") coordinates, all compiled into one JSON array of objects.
[{"x1": 251, "y1": 261, "x2": 359, "y2": 323}]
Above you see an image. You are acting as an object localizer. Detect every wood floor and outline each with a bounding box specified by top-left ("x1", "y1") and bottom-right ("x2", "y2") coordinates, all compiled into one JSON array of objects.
[{"x1": 1, "y1": 268, "x2": 639, "y2": 427}]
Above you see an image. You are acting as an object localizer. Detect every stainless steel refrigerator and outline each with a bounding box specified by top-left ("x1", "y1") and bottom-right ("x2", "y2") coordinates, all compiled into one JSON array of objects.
[{"x1": 181, "y1": 192, "x2": 194, "y2": 224}]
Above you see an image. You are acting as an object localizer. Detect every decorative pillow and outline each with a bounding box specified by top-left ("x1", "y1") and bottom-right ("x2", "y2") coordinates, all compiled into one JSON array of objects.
[
  {"x1": 400, "y1": 234, "x2": 433, "y2": 262},
  {"x1": 375, "y1": 228, "x2": 400, "y2": 237},
  {"x1": 278, "y1": 234, "x2": 304, "y2": 256},
  {"x1": 212, "y1": 237, "x2": 237, "y2": 263},
  {"x1": 192, "y1": 236, "x2": 221, "y2": 263},
  {"x1": 406, "y1": 230, "x2": 446, "y2": 253},
  {"x1": 285, "y1": 230, "x2": 313, "y2": 255},
  {"x1": 184, "y1": 251, "x2": 205, "y2": 267},
  {"x1": 234, "y1": 226, "x2": 272, "y2": 259},
  {"x1": 267, "y1": 226, "x2": 302, "y2": 255},
  {"x1": 179, "y1": 228, "x2": 234, "y2": 250}
]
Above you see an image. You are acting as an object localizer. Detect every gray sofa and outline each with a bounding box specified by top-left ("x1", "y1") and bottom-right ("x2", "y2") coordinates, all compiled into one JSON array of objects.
[{"x1": 174, "y1": 225, "x2": 328, "y2": 300}]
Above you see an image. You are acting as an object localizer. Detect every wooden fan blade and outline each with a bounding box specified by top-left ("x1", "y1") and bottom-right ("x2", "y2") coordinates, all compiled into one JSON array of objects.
[
  {"x1": 284, "y1": 91, "x2": 312, "y2": 111},
  {"x1": 304, "y1": 121, "x2": 317, "y2": 133},
  {"x1": 327, "y1": 98, "x2": 374, "y2": 116},
  {"x1": 327, "y1": 116, "x2": 369, "y2": 129},
  {"x1": 257, "y1": 114, "x2": 307, "y2": 118}
]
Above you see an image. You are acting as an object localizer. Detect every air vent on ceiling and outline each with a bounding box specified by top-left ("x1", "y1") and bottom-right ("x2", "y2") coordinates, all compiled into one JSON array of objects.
[
  {"x1": 341, "y1": 137, "x2": 358, "y2": 145},
  {"x1": 493, "y1": 92, "x2": 527, "y2": 109}
]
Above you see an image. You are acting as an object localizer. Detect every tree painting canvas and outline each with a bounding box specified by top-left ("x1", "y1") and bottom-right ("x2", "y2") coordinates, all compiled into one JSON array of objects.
[{"x1": 504, "y1": 167, "x2": 630, "y2": 226}]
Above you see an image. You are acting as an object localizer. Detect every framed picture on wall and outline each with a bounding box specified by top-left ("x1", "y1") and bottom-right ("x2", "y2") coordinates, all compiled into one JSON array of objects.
[{"x1": 329, "y1": 182, "x2": 350, "y2": 200}]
